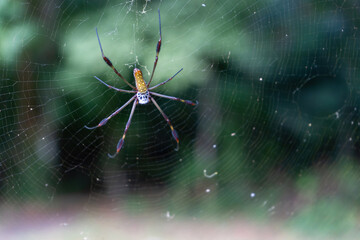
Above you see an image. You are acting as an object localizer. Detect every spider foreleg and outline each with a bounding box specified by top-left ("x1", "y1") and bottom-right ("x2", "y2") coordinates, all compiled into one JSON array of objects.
[
  {"x1": 147, "y1": 9, "x2": 162, "y2": 87},
  {"x1": 150, "y1": 92, "x2": 198, "y2": 106},
  {"x1": 94, "y1": 76, "x2": 136, "y2": 93},
  {"x1": 95, "y1": 28, "x2": 136, "y2": 90},
  {"x1": 148, "y1": 68, "x2": 183, "y2": 90}
]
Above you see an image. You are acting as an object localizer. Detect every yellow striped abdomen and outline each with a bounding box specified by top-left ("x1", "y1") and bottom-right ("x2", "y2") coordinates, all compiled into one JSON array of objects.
[
  {"x1": 133, "y1": 68, "x2": 148, "y2": 93},
  {"x1": 133, "y1": 68, "x2": 150, "y2": 104}
]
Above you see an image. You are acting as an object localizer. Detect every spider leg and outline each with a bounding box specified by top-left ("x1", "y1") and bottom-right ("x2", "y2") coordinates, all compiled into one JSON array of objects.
[
  {"x1": 85, "y1": 95, "x2": 137, "y2": 130},
  {"x1": 147, "y1": 9, "x2": 162, "y2": 88},
  {"x1": 148, "y1": 68, "x2": 183, "y2": 90},
  {"x1": 150, "y1": 92, "x2": 198, "y2": 106},
  {"x1": 150, "y1": 97, "x2": 179, "y2": 151},
  {"x1": 108, "y1": 99, "x2": 138, "y2": 158},
  {"x1": 95, "y1": 28, "x2": 136, "y2": 90},
  {"x1": 94, "y1": 76, "x2": 136, "y2": 93}
]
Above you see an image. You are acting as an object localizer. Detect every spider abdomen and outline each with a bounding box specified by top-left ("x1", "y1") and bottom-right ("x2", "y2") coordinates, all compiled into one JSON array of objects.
[
  {"x1": 133, "y1": 68, "x2": 150, "y2": 104},
  {"x1": 134, "y1": 68, "x2": 147, "y2": 93}
]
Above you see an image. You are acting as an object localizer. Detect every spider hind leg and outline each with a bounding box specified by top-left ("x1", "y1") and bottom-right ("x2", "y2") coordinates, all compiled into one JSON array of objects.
[
  {"x1": 151, "y1": 97, "x2": 180, "y2": 151},
  {"x1": 84, "y1": 118, "x2": 108, "y2": 129},
  {"x1": 84, "y1": 95, "x2": 136, "y2": 130},
  {"x1": 108, "y1": 138, "x2": 125, "y2": 158},
  {"x1": 171, "y1": 127, "x2": 180, "y2": 151},
  {"x1": 107, "y1": 99, "x2": 138, "y2": 158}
]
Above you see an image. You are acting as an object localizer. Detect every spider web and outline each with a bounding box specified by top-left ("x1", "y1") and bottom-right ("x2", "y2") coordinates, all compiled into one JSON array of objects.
[{"x1": 1, "y1": 0, "x2": 360, "y2": 238}]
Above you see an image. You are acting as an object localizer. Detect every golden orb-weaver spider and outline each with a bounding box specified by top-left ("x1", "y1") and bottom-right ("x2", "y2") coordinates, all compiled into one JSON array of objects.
[{"x1": 85, "y1": 10, "x2": 198, "y2": 158}]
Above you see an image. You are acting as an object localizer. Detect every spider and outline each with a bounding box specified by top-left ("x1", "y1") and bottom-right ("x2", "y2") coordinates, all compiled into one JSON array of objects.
[{"x1": 85, "y1": 9, "x2": 198, "y2": 158}]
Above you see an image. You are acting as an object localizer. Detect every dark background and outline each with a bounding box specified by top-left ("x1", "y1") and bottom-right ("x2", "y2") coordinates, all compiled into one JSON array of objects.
[{"x1": 1, "y1": 0, "x2": 360, "y2": 238}]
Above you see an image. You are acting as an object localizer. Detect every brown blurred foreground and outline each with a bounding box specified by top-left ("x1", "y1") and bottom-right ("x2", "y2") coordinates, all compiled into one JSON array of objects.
[{"x1": 0, "y1": 196, "x2": 356, "y2": 240}]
